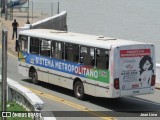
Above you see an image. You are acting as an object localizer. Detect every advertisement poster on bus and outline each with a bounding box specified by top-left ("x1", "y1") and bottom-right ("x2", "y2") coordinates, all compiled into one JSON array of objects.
[{"x1": 120, "y1": 49, "x2": 154, "y2": 89}]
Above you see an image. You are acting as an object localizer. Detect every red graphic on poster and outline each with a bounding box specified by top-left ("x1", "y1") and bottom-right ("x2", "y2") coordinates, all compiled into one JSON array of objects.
[{"x1": 120, "y1": 49, "x2": 150, "y2": 58}]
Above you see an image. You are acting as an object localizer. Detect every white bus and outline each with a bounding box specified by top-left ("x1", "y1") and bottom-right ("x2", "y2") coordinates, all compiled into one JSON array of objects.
[{"x1": 18, "y1": 29, "x2": 156, "y2": 99}]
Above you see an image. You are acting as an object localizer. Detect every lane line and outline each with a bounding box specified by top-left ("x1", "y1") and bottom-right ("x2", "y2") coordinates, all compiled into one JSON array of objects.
[
  {"x1": 8, "y1": 52, "x2": 17, "y2": 59},
  {"x1": 27, "y1": 87, "x2": 116, "y2": 120}
]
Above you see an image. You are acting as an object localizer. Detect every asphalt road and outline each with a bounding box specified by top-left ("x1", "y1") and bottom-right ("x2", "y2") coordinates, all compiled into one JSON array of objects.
[{"x1": 0, "y1": 48, "x2": 160, "y2": 120}]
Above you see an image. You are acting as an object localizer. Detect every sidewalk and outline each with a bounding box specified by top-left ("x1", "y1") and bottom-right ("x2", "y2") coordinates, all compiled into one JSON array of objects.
[{"x1": 0, "y1": 10, "x2": 48, "y2": 55}]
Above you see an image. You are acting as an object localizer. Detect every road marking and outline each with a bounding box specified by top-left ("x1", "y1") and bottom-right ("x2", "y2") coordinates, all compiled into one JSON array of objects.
[
  {"x1": 0, "y1": 44, "x2": 17, "y2": 59},
  {"x1": 8, "y1": 52, "x2": 17, "y2": 59},
  {"x1": 7, "y1": 52, "x2": 17, "y2": 59},
  {"x1": 27, "y1": 87, "x2": 116, "y2": 120}
]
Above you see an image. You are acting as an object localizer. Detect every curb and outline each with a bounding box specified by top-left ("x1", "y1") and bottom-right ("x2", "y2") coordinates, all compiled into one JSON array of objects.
[
  {"x1": 8, "y1": 48, "x2": 18, "y2": 56},
  {"x1": 7, "y1": 78, "x2": 44, "y2": 111},
  {"x1": 0, "y1": 76, "x2": 56, "y2": 120}
]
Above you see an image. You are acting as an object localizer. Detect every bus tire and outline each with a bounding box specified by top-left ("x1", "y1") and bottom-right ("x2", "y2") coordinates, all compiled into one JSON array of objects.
[
  {"x1": 74, "y1": 81, "x2": 85, "y2": 100},
  {"x1": 32, "y1": 70, "x2": 39, "y2": 84}
]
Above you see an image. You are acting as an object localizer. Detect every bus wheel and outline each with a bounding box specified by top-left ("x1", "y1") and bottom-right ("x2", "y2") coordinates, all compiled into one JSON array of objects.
[
  {"x1": 32, "y1": 70, "x2": 39, "y2": 84},
  {"x1": 74, "y1": 81, "x2": 84, "y2": 100}
]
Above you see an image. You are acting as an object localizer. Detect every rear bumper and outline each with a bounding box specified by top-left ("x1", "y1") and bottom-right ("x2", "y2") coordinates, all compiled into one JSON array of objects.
[{"x1": 120, "y1": 87, "x2": 155, "y2": 97}]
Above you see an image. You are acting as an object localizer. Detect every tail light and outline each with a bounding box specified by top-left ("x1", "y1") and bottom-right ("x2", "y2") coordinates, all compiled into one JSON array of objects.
[
  {"x1": 114, "y1": 78, "x2": 119, "y2": 89},
  {"x1": 151, "y1": 75, "x2": 156, "y2": 86}
]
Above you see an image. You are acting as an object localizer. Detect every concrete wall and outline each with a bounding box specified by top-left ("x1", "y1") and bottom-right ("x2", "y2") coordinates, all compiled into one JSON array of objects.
[
  {"x1": 31, "y1": 11, "x2": 67, "y2": 31},
  {"x1": 18, "y1": 11, "x2": 67, "y2": 35}
]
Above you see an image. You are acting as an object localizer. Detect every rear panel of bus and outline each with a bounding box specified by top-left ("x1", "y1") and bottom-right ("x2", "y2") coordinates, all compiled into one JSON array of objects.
[{"x1": 112, "y1": 44, "x2": 155, "y2": 98}]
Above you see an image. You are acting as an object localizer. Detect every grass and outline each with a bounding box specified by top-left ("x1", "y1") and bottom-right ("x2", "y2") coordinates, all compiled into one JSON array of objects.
[{"x1": 0, "y1": 101, "x2": 33, "y2": 120}]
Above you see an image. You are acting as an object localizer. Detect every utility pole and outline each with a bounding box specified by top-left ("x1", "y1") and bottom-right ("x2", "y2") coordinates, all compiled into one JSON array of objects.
[
  {"x1": 32, "y1": 1, "x2": 33, "y2": 20},
  {"x1": 51, "y1": 2, "x2": 53, "y2": 16},
  {"x1": 1, "y1": 0, "x2": 5, "y2": 13},
  {"x1": 1, "y1": 29, "x2": 8, "y2": 120},
  {"x1": 57, "y1": 2, "x2": 59, "y2": 14},
  {"x1": 5, "y1": 0, "x2": 8, "y2": 20},
  {"x1": 26, "y1": 0, "x2": 30, "y2": 24}
]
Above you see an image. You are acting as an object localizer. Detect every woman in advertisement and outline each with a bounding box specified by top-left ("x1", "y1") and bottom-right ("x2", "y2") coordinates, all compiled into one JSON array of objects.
[{"x1": 139, "y1": 55, "x2": 154, "y2": 87}]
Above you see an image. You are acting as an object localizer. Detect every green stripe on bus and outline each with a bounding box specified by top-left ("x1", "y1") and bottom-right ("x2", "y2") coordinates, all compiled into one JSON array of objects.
[{"x1": 87, "y1": 69, "x2": 110, "y2": 83}]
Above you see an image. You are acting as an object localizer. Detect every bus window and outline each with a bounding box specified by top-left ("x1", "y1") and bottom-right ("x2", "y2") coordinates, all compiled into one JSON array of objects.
[
  {"x1": 51, "y1": 41, "x2": 56, "y2": 58},
  {"x1": 40, "y1": 39, "x2": 51, "y2": 57},
  {"x1": 30, "y1": 37, "x2": 40, "y2": 54},
  {"x1": 80, "y1": 46, "x2": 94, "y2": 66},
  {"x1": 65, "y1": 43, "x2": 79, "y2": 62},
  {"x1": 19, "y1": 35, "x2": 28, "y2": 52},
  {"x1": 90, "y1": 48, "x2": 95, "y2": 66},
  {"x1": 96, "y1": 49, "x2": 109, "y2": 69},
  {"x1": 73, "y1": 44, "x2": 79, "y2": 62},
  {"x1": 51, "y1": 41, "x2": 64, "y2": 59}
]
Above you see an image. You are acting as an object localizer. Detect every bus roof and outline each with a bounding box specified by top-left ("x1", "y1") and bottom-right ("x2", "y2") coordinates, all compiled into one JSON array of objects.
[{"x1": 19, "y1": 29, "x2": 150, "y2": 49}]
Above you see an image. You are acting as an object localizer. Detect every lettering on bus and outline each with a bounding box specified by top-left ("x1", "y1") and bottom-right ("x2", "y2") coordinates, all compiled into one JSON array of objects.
[
  {"x1": 120, "y1": 49, "x2": 150, "y2": 58},
  {"x1": 33, "y1": 56, "x2": 109, "y2": 83},
  {"x1": 19, "y1": 51, "x2": 110, "y2": 83}
]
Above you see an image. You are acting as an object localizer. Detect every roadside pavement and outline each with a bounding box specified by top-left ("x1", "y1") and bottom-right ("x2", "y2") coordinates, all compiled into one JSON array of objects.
[{"x1": 0, "y1": 10, "x2": 48, "y2": 55}]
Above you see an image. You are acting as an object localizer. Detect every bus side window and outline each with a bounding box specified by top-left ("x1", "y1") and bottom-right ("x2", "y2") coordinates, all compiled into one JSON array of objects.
[
  {"x1": 51, "y1": 41, "x2": 63, "y2": 59},
  {"x1": 73, "y1": 44, "x2": 79, "y2": 62},
  {"x1": 51, "y1": 41, "x2": 56, "y2": 58},
  {"x1": 96, "y1": 49, "x2": 109, "y2": 69},
  {"x1": 80, "y1": 46, "x2": 93, "y2": 66},
  {"x1": 65, "y1": 43, "x2": 74, "y2": 62},
  {"x1": 40, "y1": 39, "x2": 51, "y2": 57},
  {"x1": 90, "y1": 48, "x2": 95, "y2": 66},
  {"x1": 80, "y1": 46, "x2": 87, "y2": 63},
  {"x1": 30, "y1": 37, "x2": 40, "y2": 54},
  {"x1": 105, "y1": 50, "x2": 109, "y2": 69},
  {"x1": 65, "y1": 43, "x2": 79, "y2": 62}
]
